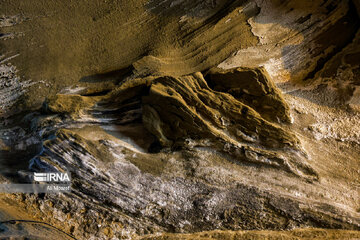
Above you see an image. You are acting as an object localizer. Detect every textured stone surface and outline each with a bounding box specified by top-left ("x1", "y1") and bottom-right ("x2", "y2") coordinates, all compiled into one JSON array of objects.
[
  {"x1": 206, "y1": 67, "x2": 291, "y2": 123},
  {"x1": 140, "y1": 229, "x2": 360, "y2": 240},
  {"x1": 0, "y1": 0, "x2": 359, "y2": 239},
  {"x1": 143, "y1": 73, "x2": 295, "y2": 147},
  {"x1": 141, "y1": 72, "x2": 317, "y2": 179}
]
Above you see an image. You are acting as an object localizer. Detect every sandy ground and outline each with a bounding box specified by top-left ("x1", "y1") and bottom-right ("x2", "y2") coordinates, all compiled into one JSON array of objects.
[{"x1": 0, "y1": 194, "x2": 75, "y2": 239}]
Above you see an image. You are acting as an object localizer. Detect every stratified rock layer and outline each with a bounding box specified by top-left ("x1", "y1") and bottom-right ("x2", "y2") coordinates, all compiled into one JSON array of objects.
[
  {"x1": 0, "y1": 0, "x2": 360, "y2": 239},
  {"x1": 206, "y1": 67, "x2": 291, "y2": 123},
  {"x1": 143, "y1": 72, "x2": 294, "y2": 147},
  {"x1": 142, "y1": 72, "x2": 316, "y2": 179}
]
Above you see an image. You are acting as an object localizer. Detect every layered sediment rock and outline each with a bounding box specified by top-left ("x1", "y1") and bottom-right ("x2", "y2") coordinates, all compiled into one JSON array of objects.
[
  {"x1": 21, "y1": 67, "x2": 356, "y2": 238},
  {"x1": 142, "y1": 72, "x2": 316, "y2": 179},
  {"x1": 143, "y1": 72, "x2": 294, "y2": 147},
  {"x1": 0, "y1": 0, "x2": 360, "y2": 239},
  {"x1": 206, "y1": 67, "x2": 292, "y2": 123}
]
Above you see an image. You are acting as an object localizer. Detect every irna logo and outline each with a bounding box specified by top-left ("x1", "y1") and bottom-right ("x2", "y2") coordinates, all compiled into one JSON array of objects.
[{"x1": 34, "y1": 172, "x2": 71, "y2": 182}]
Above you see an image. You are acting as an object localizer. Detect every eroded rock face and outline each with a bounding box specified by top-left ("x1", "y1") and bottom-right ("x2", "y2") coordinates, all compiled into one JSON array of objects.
[
  {"x1": 206, "y1": 67, "x2": 291, "y2": 123},
  {"x1": 143, "y1": 72, "x2": 295, "y2": 147},
  {"x1": 219, "y1": 0, "x2": 360, "y2": 83},
  {"x1": 43, "y1": 94, "x2": 98, "y2": 115},
  {"x1": 24, "y1": 106, "x2": 358, "y2": 238},
  {"x1": 142, "y1": 72, "x2": 317, "y2": 179},
  {"x1": 1, "y1": 0, "x2": 360, "y2": 239}
]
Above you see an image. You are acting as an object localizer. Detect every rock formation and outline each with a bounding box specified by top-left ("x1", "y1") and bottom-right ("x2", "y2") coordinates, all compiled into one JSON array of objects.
[
  {"x1": 206, "y1": 67, "x2": 291, "y2": 123},
  {"x1": 0, "y1": 0, "x2": 359, "y2": 239}
]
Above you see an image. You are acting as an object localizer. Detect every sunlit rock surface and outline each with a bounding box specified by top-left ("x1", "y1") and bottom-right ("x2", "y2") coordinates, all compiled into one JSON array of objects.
[{"x1": 0, "y1": 0, "x2": 359, "y2": 239}]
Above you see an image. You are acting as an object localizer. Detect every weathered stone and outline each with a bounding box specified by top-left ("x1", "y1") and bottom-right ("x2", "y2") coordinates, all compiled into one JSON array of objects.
[
  {"x1": 142, "y1": 72, "x2": 296, "y2": 148},
  {"x1": 206, "y1": 67, "x2": 291, "y2": 123},
  {"x1": 0, "y1": 0, "x2": 360, "y2": 239},
  {"x1": 142, "y1": 72, "x2": 316, "y2": 179},
  {"x1": 43, "y1": 94, "x2": 97, "y2": 115}
]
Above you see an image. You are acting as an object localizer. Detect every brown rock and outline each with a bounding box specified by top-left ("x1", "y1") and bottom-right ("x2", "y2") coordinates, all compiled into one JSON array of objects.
[
  {"x1": 43, "y1": 94, "x2": 97, "y2": 115},
  {"x1": 206, "y1": 67, "x2": 291, "y2": 123}
]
